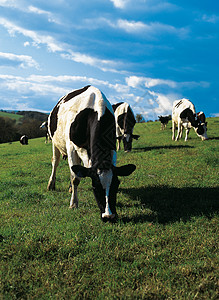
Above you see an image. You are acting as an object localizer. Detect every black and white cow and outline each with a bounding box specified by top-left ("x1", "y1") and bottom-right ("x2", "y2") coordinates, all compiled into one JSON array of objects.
[
  {"x1": 158, "y1": 115, "x2": 171, "y2": 130},
  {"x1": 112, "y1": 102, "x2": 140, "y2": 152},
  {"x1": 40, "y1": 121, "x2": 51, "y2": 143},
  {"x1": 172, "y1": 99, "x2": 208, "y2": 141},
  {"x1": 47, "y1": 85, "x2": 136, "y2": 221},
  {"x1": 20, "y1": 135, "x2": 28, "y2": 145}
]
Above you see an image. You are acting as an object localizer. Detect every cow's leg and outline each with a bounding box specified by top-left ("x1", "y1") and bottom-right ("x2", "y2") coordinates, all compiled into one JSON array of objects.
[
  {"x1": 117, "y1": 139, "x2": 120, "y2": 151},
  {"x1": 68, "y1": 149, "x2": 81, "y2": 209},
  {"x1": 175, "y1": 121, "x2": 182, "y2": 141},
  {"x1": 172, "y1": 121, "x2": 176, "y2": 140},
  {"x1": 179, "y1": 126, "x2": 183, "y2": 139},
  {"x1": 47, "y1": 143, "x2": 60, "y2": 190},
  {"x1": 185, "y1": 128, "x2": 190, "y2": 141}
]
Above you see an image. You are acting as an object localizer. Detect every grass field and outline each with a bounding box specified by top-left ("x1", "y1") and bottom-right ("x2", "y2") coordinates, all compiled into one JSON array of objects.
[
  {"x1": 0, "y1": 111, "x2": 23, "y2": 122},
  {"x1": 0, "y1": 118, "x2": 218, "y2": 299}
]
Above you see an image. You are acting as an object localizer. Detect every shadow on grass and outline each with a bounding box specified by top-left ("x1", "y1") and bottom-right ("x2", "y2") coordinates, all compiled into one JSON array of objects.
[
  {"x1": 132, "y1": 145, "x2": 194, "y2": 152},
  {"x1": 208, "y1": 137, "x2": 219, "y2": 140},
  {"x1": 119, "y1": 186, "x2": 219, "y2": 224}
]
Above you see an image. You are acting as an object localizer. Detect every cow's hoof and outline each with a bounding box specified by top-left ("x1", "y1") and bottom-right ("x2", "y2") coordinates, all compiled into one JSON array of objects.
[
  {"x1": 69, "y1": 203, "x2": 78, "y2": 209},
  {"x1": 47, "y1": 184, "x2": 55, "y2": 191},
  {"x1": 101, "y1": 213, "x2": 116, "y2": 222}
]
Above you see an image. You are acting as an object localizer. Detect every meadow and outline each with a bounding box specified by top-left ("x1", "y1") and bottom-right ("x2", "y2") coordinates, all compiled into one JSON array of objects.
[{"x1": 0, "y1": 118, "x2": 218, "y2": 299}]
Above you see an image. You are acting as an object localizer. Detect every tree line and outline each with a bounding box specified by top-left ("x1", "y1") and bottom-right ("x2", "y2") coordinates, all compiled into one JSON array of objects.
[
  {"x1": 0, "y1": 111, "x2": 48, "y2": 144},
  {"x1": 0, "y1": 111, "x2": 147, "y2": 144}
]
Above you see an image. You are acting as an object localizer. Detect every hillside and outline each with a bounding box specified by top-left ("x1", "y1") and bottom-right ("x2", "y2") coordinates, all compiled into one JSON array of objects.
[
  {"x1": 0, "y1": 110, "x2": 49, "y2": 143},
  {"x1": 0, "y1": 111, "x2": 23, "y2": 122}
]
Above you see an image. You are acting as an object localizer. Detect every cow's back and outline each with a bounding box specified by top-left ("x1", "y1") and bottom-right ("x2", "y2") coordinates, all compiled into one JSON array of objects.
[
  {"x1": 48, "y1": 85, "x2": 116, "y2": 166},
  {"x1": 172, "y1": 99, "x2": 196, "y2": 124}
]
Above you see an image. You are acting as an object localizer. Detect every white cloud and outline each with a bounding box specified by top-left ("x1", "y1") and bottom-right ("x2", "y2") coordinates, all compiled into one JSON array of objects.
[
  {"x1": 0, "y1": 18, "x2": 63, "y2": 52},
  {"x1": 101, "y1": 17, "x2": 189, "y2": 38},
  {"x1": 126, "y1": 75, "x2": 209, "y2": 90},
  {"x1": 126, "y1": 76, "x2": 177, "y2": 89},
  {"x1": 110, "y1": 0, "x2": 129, "y2": 9},
  {"x1": 202, "y1": 14, "x2": 219, "y2": 24},
  {"x1": 117, "y1": 19, "x2": 148, "y2": 33},
  {"x1": 27, "y1": 5, "x2": 60, "y2": 24},
  {"x1": 0, "y1": 51, "x2": 39, "y2": 69},
  {"x1": 61, "y1": 51, "x2": 121, "y2": 73}
]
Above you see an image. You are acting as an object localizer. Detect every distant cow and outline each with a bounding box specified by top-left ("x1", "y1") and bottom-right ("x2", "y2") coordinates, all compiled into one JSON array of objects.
[
  {"x1": 158, "y1": 115, "x2": 171, "y2": 130},
  {"x1": 112, "y1": 102, "x2": 140, "y2": 152},
  {"x1": 47, "y1": 86, "x2": 136, "y2": 221},
  {"x1": 172, "y1": 99, "x2": 208, "y2": 141},
  {"x1": 20, "y1": 135, "x2": 28, "y2": 145},
  {"x1": 40, "y1": 121, "x2": 51, "y2": 143}
]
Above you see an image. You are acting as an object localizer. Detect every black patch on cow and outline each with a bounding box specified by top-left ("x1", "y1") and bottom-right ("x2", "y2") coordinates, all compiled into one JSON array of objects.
[
  {"x1": 180, "y1": 108, "x2": 198, "y2": 128},
  {"x1": 112, "y1": 102, "x2": 124, "y2": 112},
  {"x1": 118, "y1": 106, "x2": 136, "y2": 132},
  {"x1": 196, "y1": 124, "x2": 204, "y2": 135},
  {"x1": 63, "y1": 85, "x2": 91, "y2": 103},
  {"x1": 49, "y1": 102, "x2": 60, "y2": 137},
  {"x1": 197, "y1": 112, "x2": 206, "y2": 124},
  {"x1": 70, "y1": 107, "x2": 116, "y2": 169},
  {"x1": 175, "y1": 99, "x2": 183, "y2": 108},
  {"x1": 49, "y1": 86, "x2": 91, "y2": 137}
]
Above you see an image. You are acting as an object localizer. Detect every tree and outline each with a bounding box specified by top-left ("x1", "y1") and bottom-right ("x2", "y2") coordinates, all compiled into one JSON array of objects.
[
  {"x1": 136, "y1": 114, "x2": 145, "y2": 123},
  {"x1": 0, "y1": 117, "x2": 19, "y2": 143}
]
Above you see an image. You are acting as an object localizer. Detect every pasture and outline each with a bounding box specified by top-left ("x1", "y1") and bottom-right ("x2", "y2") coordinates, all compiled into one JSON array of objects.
[{"x1": 0, "y1": 118, "x2": 218, "y2": 299}]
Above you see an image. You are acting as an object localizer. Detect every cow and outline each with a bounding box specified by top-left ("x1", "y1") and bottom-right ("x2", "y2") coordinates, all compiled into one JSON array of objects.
[
  {"x1": 112, "y1": 102, "x2": 140, "y2": 152},
  {"x1": 158, "y1": 115, "x2": 171, "y2": 130},
  {"x1": 20, "y1": 135, "x2": 28, "y2": 145},
  {"x1": 40, "y1": 120, "x2": 51, "y2": 143},
  {"x1": 172, "y1": 99, "x2": 208, "y2": 141},
  {"x1": 47, "y1": 85, "x2": 136, "y2": 221}
]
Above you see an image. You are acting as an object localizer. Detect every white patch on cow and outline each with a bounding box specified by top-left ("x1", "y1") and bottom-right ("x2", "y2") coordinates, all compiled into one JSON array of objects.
[{"x1": 98, "y1": 169, "x2": 115, "y2": 218}]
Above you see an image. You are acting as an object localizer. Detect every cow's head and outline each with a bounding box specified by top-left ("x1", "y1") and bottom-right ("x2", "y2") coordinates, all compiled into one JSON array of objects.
[
  {"x1": 195, "y1": 122, "x2": 208, "y2": 141},
  {"x1": 120, "y1": 134, "x2": 140, "y2": 152},
  {"x1": 72, "y1": 164, "x2": 136, "y2": 221}
]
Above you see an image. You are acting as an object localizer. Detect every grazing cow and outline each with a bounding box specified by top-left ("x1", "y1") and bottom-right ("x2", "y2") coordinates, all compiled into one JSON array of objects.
[
  {"x1": 47, "y1": 85, "x2": 136, "y2": 221},
  {"x1": 40, "y1": 121, "x2": 51, "y2": 143},
  {"x1": 172, "y1": 99, "x2": 208, "y2": 141},
  {"x1": 158, "y1": 115, "x2": 171, "y2": 130},
  {"x1": 20, "y1": 135, "x2": 28, "y2": 145},
  {"x1": 112, "y1": 102, "x2": 140, "y2": 152}
]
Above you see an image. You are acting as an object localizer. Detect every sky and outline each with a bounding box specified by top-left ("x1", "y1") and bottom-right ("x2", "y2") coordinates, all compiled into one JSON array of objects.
[{"x1": 0, "y1": 0, "x2": 218, "y2": 120}]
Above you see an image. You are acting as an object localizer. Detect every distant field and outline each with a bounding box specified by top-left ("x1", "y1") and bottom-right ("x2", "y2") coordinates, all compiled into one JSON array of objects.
[
  {"x1": 0, "y1": 111, "x2": 23, "y2": 122},
  {"x1": 0, "y1": 117, "x2": 218, "y2": 299}
]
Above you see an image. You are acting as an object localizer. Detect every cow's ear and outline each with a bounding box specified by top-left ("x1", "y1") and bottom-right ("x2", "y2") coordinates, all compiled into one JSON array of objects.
[
  {"x1": 132, "y1": 134, "x2": 140, "y2": 140},
  {"x1": 115, "y1": 164, "x2": 136, "y2": 176},
  {"x1": 72, "y1": 165, "x2": 92, "y2": 178}
]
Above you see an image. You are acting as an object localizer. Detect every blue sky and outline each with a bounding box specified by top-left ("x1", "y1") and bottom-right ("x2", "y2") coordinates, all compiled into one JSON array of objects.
[{"x1": 0, "y1": 0, "x2": 218, "y2": 120}]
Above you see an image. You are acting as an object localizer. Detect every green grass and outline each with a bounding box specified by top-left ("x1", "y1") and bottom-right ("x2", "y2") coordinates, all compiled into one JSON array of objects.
[
  {"x1": 0, "y1": 111, "x2": 23, "y2": 122},
  {"x1": 0, "y1": 118, "x2": 218, "y2": 299}
]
